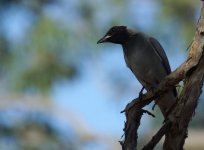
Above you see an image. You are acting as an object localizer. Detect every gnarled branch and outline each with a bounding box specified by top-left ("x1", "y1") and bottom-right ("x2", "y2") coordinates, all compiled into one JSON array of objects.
[{"x1": 121, "y1": 2, "x2": 204, "y2": 150}]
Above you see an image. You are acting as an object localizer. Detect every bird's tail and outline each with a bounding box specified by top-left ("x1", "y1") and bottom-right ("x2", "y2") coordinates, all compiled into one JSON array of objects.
[{"x1": 156, "y1": 91, "x2": 177, "y2": 117}]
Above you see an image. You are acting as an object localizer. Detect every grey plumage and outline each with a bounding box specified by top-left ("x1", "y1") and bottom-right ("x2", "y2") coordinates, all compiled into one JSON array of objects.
[{"x1": 97, "y1": 26, "x2": 176, "y2": 116}]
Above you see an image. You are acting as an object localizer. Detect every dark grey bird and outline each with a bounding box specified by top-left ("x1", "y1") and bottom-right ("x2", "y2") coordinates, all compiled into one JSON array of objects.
[{"x1": 97, "y1": 26, "x2": 176, "y2": 116}]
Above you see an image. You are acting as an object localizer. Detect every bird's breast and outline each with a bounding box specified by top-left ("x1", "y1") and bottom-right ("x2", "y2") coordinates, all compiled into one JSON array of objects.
[{"x1": 122, "y1": 41, "x2": 167, "y2": 86}]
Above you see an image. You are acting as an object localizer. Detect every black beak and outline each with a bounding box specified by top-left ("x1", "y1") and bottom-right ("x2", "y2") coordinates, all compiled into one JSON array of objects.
[{"x1": 97, "y1": 35, "x2": 111, "y2": 44}]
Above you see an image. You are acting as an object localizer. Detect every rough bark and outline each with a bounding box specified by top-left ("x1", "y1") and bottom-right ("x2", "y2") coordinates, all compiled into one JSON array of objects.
[{"x1": 120, "y1": 2, "x2": 204, "y2": 150}]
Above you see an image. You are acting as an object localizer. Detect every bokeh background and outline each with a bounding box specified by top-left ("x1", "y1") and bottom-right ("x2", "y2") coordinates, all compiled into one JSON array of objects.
[{"x1": 0, "y1": 0, "x2": 204, "y2": 150}]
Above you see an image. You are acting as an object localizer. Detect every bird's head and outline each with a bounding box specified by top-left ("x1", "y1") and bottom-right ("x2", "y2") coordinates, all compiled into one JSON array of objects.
[{"x1": 97, "y1": 26, "x2": 128, "y2": 44}]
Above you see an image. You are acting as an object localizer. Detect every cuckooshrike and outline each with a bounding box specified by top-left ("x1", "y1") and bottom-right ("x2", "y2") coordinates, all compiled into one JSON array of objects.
[{"x1": 97, "y1": 26, "x2": 176, "y2": 116}]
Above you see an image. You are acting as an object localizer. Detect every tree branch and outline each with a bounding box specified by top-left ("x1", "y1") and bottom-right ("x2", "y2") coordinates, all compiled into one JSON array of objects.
[{"x1": 121, "y1": 2, "x2": 204, "y2": 150}]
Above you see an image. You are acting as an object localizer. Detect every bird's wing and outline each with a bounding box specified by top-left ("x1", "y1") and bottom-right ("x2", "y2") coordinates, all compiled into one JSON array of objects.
[
  {"x1": 148, "y1": 37, "x2": 171, "y2": 74},
  {"x1": 148, "y1": 37, "x2": 177, "y2": 96}
]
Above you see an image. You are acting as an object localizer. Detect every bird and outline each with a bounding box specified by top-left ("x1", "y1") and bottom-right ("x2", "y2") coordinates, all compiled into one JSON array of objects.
[{"x1": 97, "y1": 26, "x2": 176, "y2": 117}]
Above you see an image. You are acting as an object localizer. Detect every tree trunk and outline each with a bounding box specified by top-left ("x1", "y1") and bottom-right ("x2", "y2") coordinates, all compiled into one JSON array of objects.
[{"x1": 163, "y1": 3, "x2": 204, "y2": 149}]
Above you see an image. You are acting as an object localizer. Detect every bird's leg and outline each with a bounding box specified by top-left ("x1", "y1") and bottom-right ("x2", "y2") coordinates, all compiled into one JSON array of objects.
[{"x1": 138, "y1": 87, "x2": 145, "y2": 101}]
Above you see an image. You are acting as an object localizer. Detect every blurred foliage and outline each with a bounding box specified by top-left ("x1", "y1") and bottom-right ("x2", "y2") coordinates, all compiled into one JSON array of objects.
[
  {"x1": 0, "y1": 0, "x2": 79, "y2": 93},
  {"x1": 13, "y1": 18, "x2": 77, "y2": 92},
  {"x1": 159, "y1": 0, "x2": 198, "y2": 43},
  {"x1": 160, "y1": 0, "x2": 196, "y2": 20},
  {"x1": 0, "y1": 108, "x2": 78, "y2": 150},
  {"x1": 0, "y1": 36, "x2": 11, "y2": 69}
]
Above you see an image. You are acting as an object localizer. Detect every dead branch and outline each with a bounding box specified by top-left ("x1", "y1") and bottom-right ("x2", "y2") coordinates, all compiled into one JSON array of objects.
[{"x1": 121, "y1": 2, "x2": 204, "y2": 150}]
